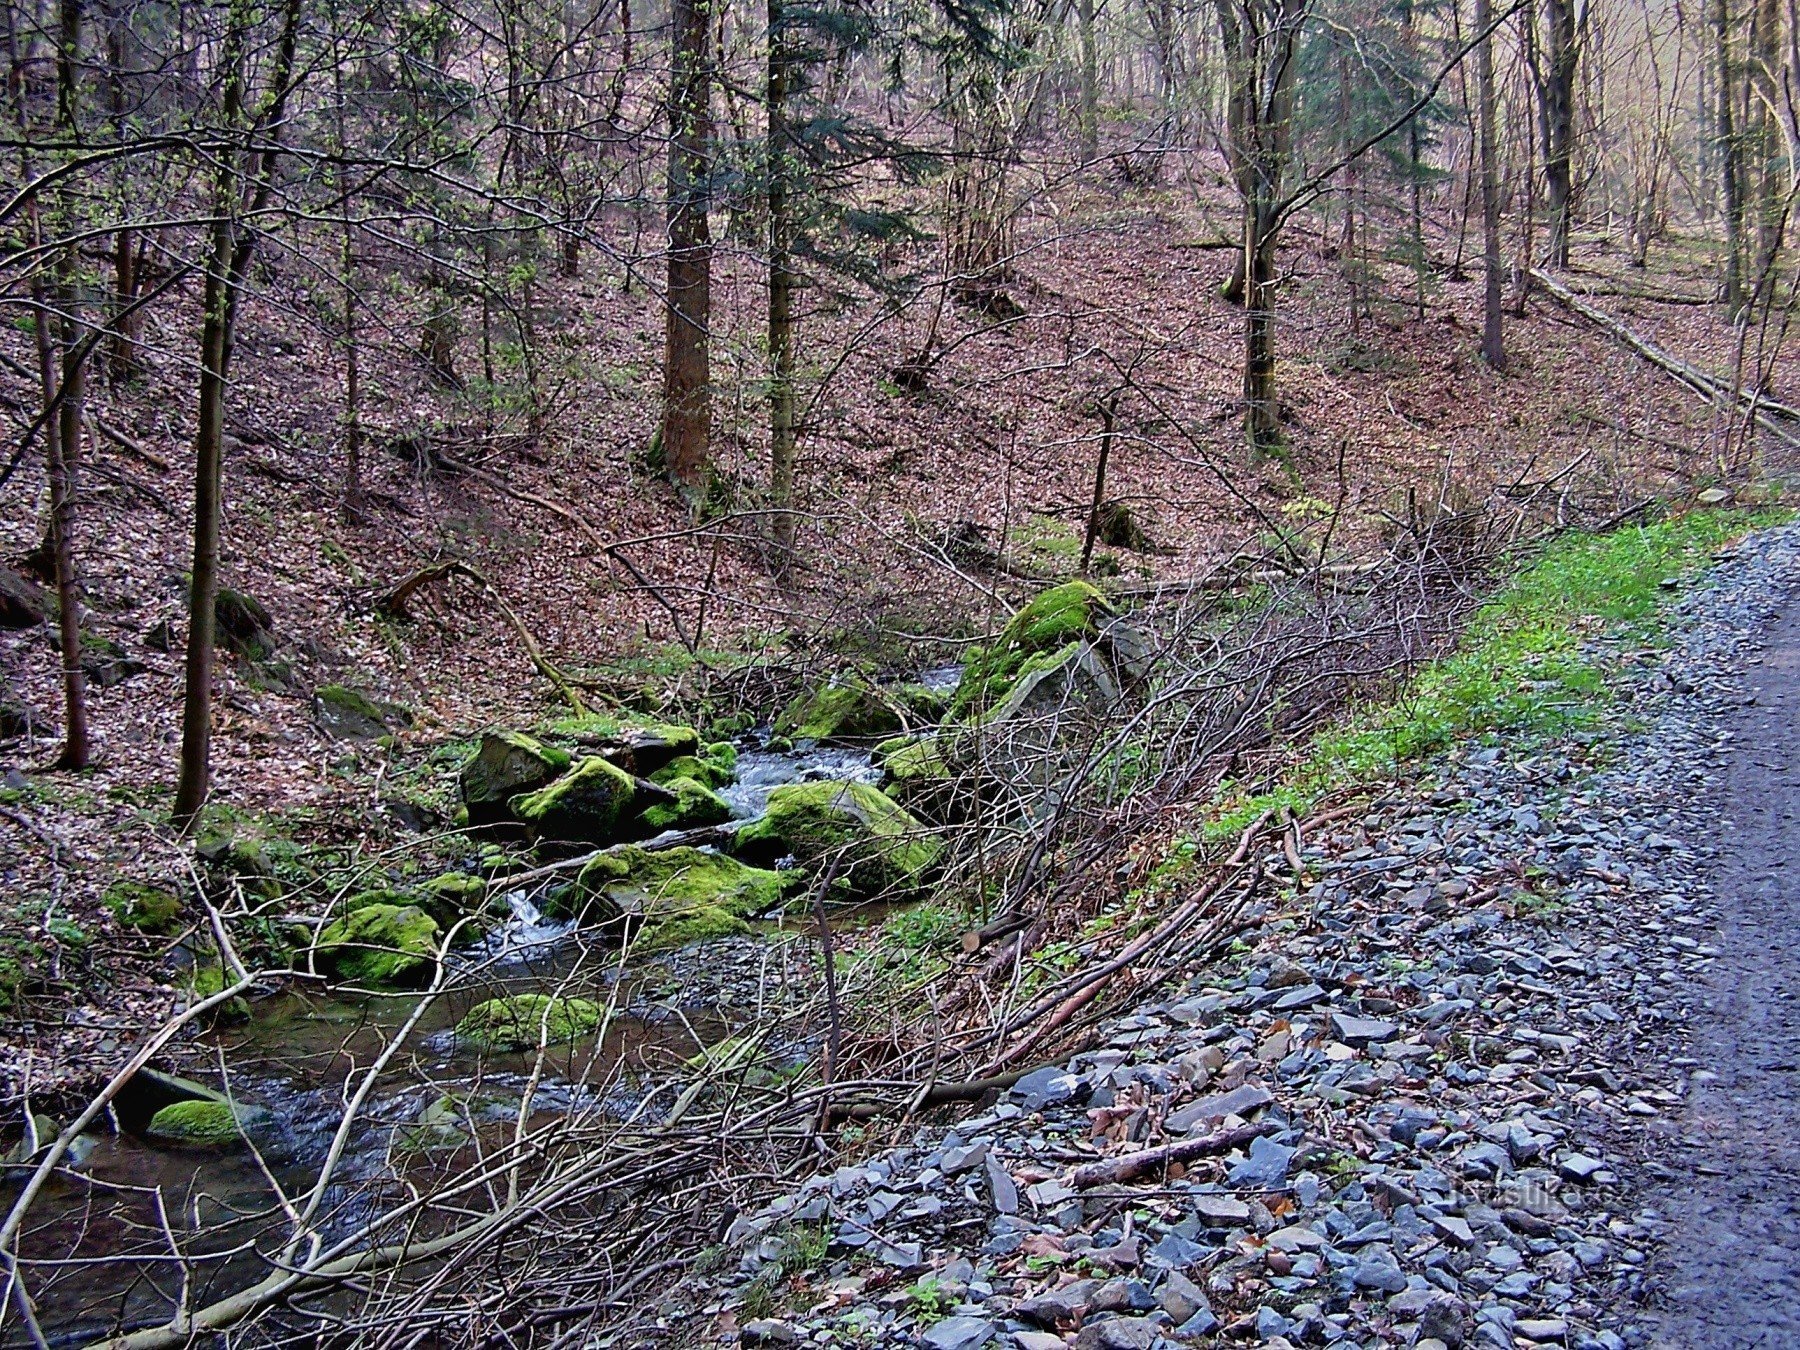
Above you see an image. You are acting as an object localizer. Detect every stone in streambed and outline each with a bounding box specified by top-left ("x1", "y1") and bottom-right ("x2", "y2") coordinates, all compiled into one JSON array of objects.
[
  {"x1": 635, "y1": 775, "x2": 731, "y2": 832},
  {"x1": 574, "y1": 846, "x2": 790, "y2": 948},
  {"x1": 143, "y1": 1099, "x2": 278, "y2": 1150},
  {"x1": 734, "y1": 780, "x2": 941, "y2": 900},
  {"x1": 459, "y1": 730, "x2": 571, "y2": 826},
  {"x1": 456, "y1": 994, "x2": 602, "y2": 1051},
  {"x1": 509, "y1": 755, "x2": 637, "y2": 847},
  {"x1": 314, "y1": 903, "x2": 441, "y2": 985}
]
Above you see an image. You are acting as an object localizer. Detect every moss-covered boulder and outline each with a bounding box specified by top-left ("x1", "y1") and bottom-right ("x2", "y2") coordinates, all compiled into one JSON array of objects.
[
  {"x1": 421, "y1": 870, "x2": 488, "y2": 911},
  {"x1": 314, "y1": 903, "x2": 441, "y2": 985},
  {"x1": 575, "y1": 846, "x2": 791, "y2": 949},
  {"x1": 649, "y1": 741, "x2": 738, "y2": 791},
  {"x1": 144, "y1": 1099, "x2": 278, "y2": 1150},
  {"x1": 734, "y1": 781, "x2": 942, "y2": 899},
  {"x1": 455, "y1": 994, "x2": 602, "y2": 1051},
  {"x1": 104, "y1": 880, "x2": 185, "y2": 935},
  {"x1": 951, "y1": 581, "x2": 1116, "y2": 718},
  {"x1": 776, "y1": 674, "x2": 905, "y2": 743},
  {"x1": 878, "y1": 737, "x2": 964, "y2": 824},
  {"x1": 509, "y1": 755, "x2": 638, "y2": 848},
  {"x1": 637, "y1": 776, "x2": 732, "y2": 832},
  {"x1": 459, "y1": 731, "x2": 572, "y2": 826},
  {"x1": 313, "y1": 684, "x2": 412, "y2": 741}
]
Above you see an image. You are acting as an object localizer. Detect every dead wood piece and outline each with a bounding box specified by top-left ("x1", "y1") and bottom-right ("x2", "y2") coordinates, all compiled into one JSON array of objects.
[
  {"x1": 1530, "y1": 269, "x2": 1800, "y2": 444},
  {"x1": 1069, "y1": 1122, "x2": 1277, "y2": 1188},
  {"x1": 376, "y1": 560, "x2": 587, "y2": 714}
]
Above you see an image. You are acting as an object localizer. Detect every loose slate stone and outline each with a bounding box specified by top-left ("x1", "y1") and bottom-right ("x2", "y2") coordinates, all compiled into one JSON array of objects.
[
  {"x1": 1558, "y1": 1151, "x2": 1606, "y2": 1183},
  {"x1": 1073, "y1": 1317, "x2": 1160, "y2": 1350},
  {"x1": 1009, "y1": 1066, "x2": 1087, "y2": 1112},
  {"x1": 1227, "y1": 1134, "x2": 1295, "y2": 1188},
  {"x1": 1167, "y1": 1082, "x2": 1273, "y2": 1132},
  {"x1": 985, "y1": 1154, "x2": 1018, "y2": 1215},
  {"x1": 920, "y1": 1316, "x2": 996, "y2": 1350},
  {"x1": 1192, "y1": 1193, "x2": 1252, "y2": 1227},
  {"x1": 1330, "y1": 1011, "x2": 1401, "y2": 1046}
]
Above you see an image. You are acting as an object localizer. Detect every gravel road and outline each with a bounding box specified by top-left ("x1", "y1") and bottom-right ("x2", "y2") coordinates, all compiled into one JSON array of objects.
[{"x1": 1640, "y1": 573, "x2": 1800, "y2": 1348}]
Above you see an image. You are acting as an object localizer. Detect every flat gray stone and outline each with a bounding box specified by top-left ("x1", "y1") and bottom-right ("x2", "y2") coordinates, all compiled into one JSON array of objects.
[{"x1": 1167, "y1": 1082, "x2": 1273, "y2": 1132}]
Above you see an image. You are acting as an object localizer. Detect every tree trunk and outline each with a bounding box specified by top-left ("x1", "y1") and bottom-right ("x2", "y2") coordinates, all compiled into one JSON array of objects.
[
  {"x1": 172, "y1": 215, "x2": 233, "y2": 828},
  {"x1": 1077, "y1": 0, "x2": 1099, "y2": 161},
  {"x1": 1476, "y1": 0, "x2": 1505, "y2": 366},
  {"x1": 1540, "y1": 0, "x2": 1576, "y2": 267},
  {"x1": 766, "y1": 0, "x2": 797, "y2": 569},
  {"x1": 1713, "y1": 0, "x2": 1744, "y2": 317},
  {"x1": 48, "y1": 319, "x2": 91, "y2": 770},
  {"x1": 173, "y1": 0, "x2": 300, "y2": 830},
  {"x1": 662, "y1": 0, "x2": 713, "y2": 490}
]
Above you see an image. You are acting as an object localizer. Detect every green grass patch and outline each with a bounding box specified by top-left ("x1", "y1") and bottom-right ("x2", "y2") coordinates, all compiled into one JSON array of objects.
[{"x1": 1204, "y1": 507, "x2": 1789, "y2": 841}]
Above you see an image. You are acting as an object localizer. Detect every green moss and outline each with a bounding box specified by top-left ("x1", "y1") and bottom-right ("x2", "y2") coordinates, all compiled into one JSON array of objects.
[
  {"x1": 455, "y1": 994, "x2": 602, "y2": 1051},
  {"x1": 638, "y1": 776, "x2": 732, "y2": 831},
  {"x1": 104, "y1": 880, "x2": 185, "y2": 935},
  {"x1": 735, "y1": 781, "x2": 942, "y2": 899},
  {"x1": 186, "y1": 963, "x2": 250, "y2": 1022},
  {"x1": 459, "y1": 731, "x2": 572, "y2": 825},
  {"x1": 421, "y1": 871, "x2": 488, "y2": 907},
  {"x1": 775, "y1": 675, "x2": 904, "y2": 742},
  {"x1": 650, "y1": 747, "x2": 736, "y2": 790},
  {"x1": 951, "y1": 582, "x2": 1115, "y2": 717},
  {"x1": 509, "y1": 755, "x2": 637, "y2": 847},
  {"x1": 143, "y1": 1099, "x2": 273, "y2": 1149},
  {"x1": 315, "y1": 903, "x2": 441, "y2": 985},
  {"x1": 576, "y1": 846, "x2": 792, "y2": 949}
]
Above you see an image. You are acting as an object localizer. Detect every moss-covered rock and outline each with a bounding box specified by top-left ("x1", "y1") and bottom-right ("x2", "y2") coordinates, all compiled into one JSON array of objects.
[
  {"x1": 421, "y1": 871, "x2": 488, "y2": 910},
  {"x1": 459, "y1": 730, "x2": 572, "y2": 826},
  {"x1": 734, "y1": 781, "x2": 941, "y2": 899},
  {"x1": 315, "y1": 903, "x2": 441, "y2": 985},
  {"x1": 313, "y1": 684, "x2": 412, "y2": 741},
  {"x1": 575, "y1": 846, "x2": 791, "y2": 949},
  {"x1": 650, "y1": 741, "x2": 738, "y2": 790},
  {"x1": 143, "y1": 1099, "x2": 277, "y2": 1149},
  {"x1": 775, "y1": 675, "x2": 904, "y2": 743},
  {"x1": 637, "y1": 776, "x2": 732, "y2": 832},
  {"x1": 878, "y1": 737, "x2": 965, "y2": 824},
  {"x1": 215, "y1": 587, "x2": 275, "y2": 660},
  {"x1": 509, "y1": 755, "x2": 638, "y2": 848},
  {"x1": 104, "y1": 880, "x2": 185, "y2": 935},
  {"x1": 185, "y1": 963, "x2": 250, "y2": 1023},
  {"x1": 455, "y1": 994, "x2": 602, "y2": 1051},
  {"x1": 951, "y1": 581, "x2": 1116, "y2": 718}
]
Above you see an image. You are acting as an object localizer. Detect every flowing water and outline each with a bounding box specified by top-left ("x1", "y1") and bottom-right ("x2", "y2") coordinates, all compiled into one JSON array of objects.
[{"x1": 4, "y1": 732, "x2": 907, "y2": 1344}]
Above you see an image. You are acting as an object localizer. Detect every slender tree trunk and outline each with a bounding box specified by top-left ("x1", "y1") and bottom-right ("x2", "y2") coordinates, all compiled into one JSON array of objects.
[
  {"x1": 1476, "y1": 0, "x2": 1505, "y2": 366},
  {"x1": 1714, "y1": 0, "x2": 1744, "y2": 317},
  {"x1": 172, "y1": 214, "x2": 234, "y2": 827},
  {"x1": 48, "y1": 313, "x2": 91, "y2": 769},
  {"x1": 662, "y1": 0, "x2": 713, "y2": 489},
  {"x1": 1749, "y1": 0, "x2": 1782, "y2": 287},
  {"x1": 766, "y1": 0, "x2": 797, "y2": 567},
  {"x1": 1541, "y1": 0, "x2": 1576, "y2": 267},
  {"x1": 172, "y1": 0, "x2": 299, "y2": 830},
  {"x1": 1077, "y1": 0, "x2": 1099, "y2": 161}
]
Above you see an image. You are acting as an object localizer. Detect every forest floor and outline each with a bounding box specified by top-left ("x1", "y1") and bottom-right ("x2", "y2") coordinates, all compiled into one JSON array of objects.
[
  {"x1": 0, "y1": 180, "x2": 1793, "y2": 1165},
  {"x1": 632, "y1": 517, "x2": 1800, "y2": 1350}
]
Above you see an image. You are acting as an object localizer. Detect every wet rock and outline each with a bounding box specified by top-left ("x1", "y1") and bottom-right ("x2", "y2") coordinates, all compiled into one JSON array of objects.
[
  {"x1": 455, "y1": 994, "x2": 602, "y2": 1051},
  {"x1": 511, "y1": 755, "x2": 639, "y2": 848},
  {"x1": 143, "y1": 1099, "x2": 279, "y2": 1151}
]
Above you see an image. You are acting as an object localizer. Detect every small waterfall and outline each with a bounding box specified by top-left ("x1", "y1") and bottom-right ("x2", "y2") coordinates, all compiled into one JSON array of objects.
[{"x1": 477, "y1": 890, "x2": 574, "y2": 960}]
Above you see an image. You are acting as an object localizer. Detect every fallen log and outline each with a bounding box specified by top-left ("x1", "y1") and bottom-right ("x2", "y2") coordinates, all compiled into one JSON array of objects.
[
  {"x1": 1530, "y1": 269, "x2": 1800, "y2": 446},
  {"x1": 1069, "y1": 1121, "x2": 1277, "y2": 1188}
]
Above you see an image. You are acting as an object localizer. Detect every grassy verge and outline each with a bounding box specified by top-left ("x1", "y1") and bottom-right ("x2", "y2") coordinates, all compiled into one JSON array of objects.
[{"x1": 1204, "y1": 506, "x2": 1791, "y2": 840}]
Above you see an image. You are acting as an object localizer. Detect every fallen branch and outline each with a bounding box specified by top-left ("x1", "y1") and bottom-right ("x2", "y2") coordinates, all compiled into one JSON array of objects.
[
  {"x1": 1069, "y1": 1121, "x2": 1277, "y2": 1188},
  {"x1": 377, "y1": 560, "x2": 588, "y2": 714}
]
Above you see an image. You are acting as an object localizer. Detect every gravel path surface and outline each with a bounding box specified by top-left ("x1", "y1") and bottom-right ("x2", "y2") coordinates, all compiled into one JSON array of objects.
[
  {"x1": 641, "y1": 519, "x2": 1800, "y2": 1350},
  {"x1": 1639, "y1": 554, "x2": 1800, "y2": 1348}
]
